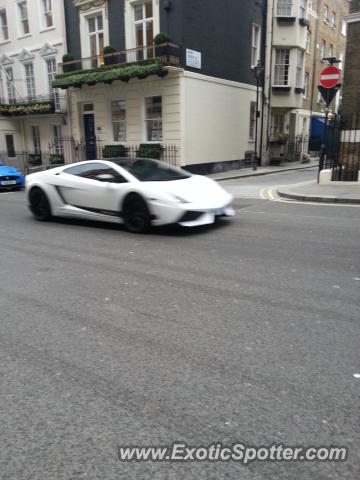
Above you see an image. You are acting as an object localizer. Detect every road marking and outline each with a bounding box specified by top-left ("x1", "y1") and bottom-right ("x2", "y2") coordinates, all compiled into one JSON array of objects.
[{"x1": 259, "y1": 187, "x2": 360, "y2": 208}]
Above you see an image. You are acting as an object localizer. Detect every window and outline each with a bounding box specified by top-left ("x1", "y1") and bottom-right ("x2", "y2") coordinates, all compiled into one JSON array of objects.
[
  {"x1": 306, "y1": 31, "x2": 311, "y2": 53},
  {"x1": 145, "y1": 96, "x2": 162, "y2": 141},
  {"x1": 331, "y1": 12, "x2": 336, "y2": 29},
  {"x1": 5, "y1": 68, "x2": 16, "y2": 103},
  {"x1": 274, "y1": 49, "x2": 290, "y2": 86},
  {"x1": 304, "y1": 72, "x2": 309, "y2": 98},
  {"x1": 18, "y1": 1, "x2": 29, "y2": 35},
  {"x1": 320, "y1": 40, "x2": 325, "y2": 60},
  {"x1": 52, "y1": 125, "x2": 63, "y2": 155},
  {"x1": 5, "y1": 134, "x2": 15, "y2": 157},
  {"x1": 111, "y1": 100, "x2": 126, "y2": 142},
  {"x1": 341, "y1": 20, "x2": 347, "y2": 36},
  {"x1": 317, "y1": 90, "x2": 322, "y2": 103},
  {"x1": 251, "y1": 24, "x2": 261, "y2": 68},
  {"x1": 296, "y1": 49, "x2": 304, "y2": 88},
  {"x1": 308, "y1": 0, "x2": 313, "y2": 10},
  {"x1": 339, "y1": 52, "x2": 344, "y2": 71},
  {"x1": 88, "y1": 14, "x2": 104, "y2": 68},
  {"x1": 42, "y1": 0, "x2": 53, "y2": 29},
  {"x1": 31, "y1": 126, "x2": 41, "y2": 153},
  {"x1": 133, "y1": 1, "x2": 153, "y2": 60},
  {"x1": 276, "y1": 0, "x2": 293, "y2": 17},
  {"x1": 64, "y1": 162, "x2": 127, "y2": 183},
  {"x1": 24, "y1": 63, "x2": 35, "y2": 100},
  {"x1": 328, "y1": 44, "x2": 333, "y2": 58},
  {"x1": 113, "y1": 158, "x2": 190, "y2": 182},
  {"x1": 323, "y1": 5, "x2": 328, "y2": 23},
  {"x1": 249, "y1": 102, "x2": 256, "y2": 140},
  {"x1": 271, "y1": 113, "x2": 285, "y2": 135},
  {"x1": 46, "y1": 58, "x2": 59, "y2": 109},
  {"x1": 299, "y1": 0, "x2": 306, "y2": 19},
  {"x1": 0, "y1": 8, "x2": 8, "y2": 41}
]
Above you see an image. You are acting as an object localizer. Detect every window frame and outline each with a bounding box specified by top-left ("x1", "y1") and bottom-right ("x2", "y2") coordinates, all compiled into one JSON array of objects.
[
  {"x1": 17, "y1": 0, "x2": 29, "y2": 36},
  {"x1": 276, "y1": 0, "x2": 293, "y2": 17},
  {"x1": 86, "y1": 13, "x2": 104, "y2": 67},
  {"x1": 0, "y1": 8, "x2": 9, "y2": 42},
  {"x1": 24, "y1": 62, "x2": 36, "y2": 100},
  {"x1": 299, "y1": 0, "x2": 307, "y2": 20},
  {"x1": 133, "y1": 0, "x2": 154, "y2": 60},
  {"x1": 41, "y1": 0, "x2": 53, "y2": 30},
  {"x1": 111, "y1": 99, "x2": 127, "y2": 143},
  {"x1": 4, "y1": 67, "x2": 16, "y2": 103},
  {"x1": 274, "y1": 48, "x2": 290, "y2": 87},
  {"x1": 296, "y1": 49, "x2": 304, "y2": 88},
  {"x1": 323, "y1": 5, "x2": 329, "y2": 23},
  {"x1": 320, "y1": 40, "x2": 326, "y2": 61},
  {"x1": 251, "y1": 24, "x2": 261, "y2": 69},
  {"x1": 45, "y1": 57, "x2": 60, "y2": 109},
  {"x1": 144, "y1": 95, "x2": 163, "y2": 142},
  {"x1": 31, "y1": 125, "x2": 41, "y2": 154},
  {"x1": 331, "y1": 11, "x2": 336, "y2": 29}
]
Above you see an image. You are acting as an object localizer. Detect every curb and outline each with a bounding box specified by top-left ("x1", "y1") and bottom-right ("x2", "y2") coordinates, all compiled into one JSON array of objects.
[
  {"x1": 277, "y1": 189, "x2": 360, "y2": 205},
  {"x1": 213, "y1": 164, "x2": 317, "y2": 182}
]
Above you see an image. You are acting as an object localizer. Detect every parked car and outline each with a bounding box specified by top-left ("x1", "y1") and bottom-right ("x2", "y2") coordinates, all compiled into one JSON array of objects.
[
  {"x1": 0, "y1": 163, "x2": 25, "y2": 190},
  {"x1": 25, "y1": 158, "x2": 234, "y2": 233}
]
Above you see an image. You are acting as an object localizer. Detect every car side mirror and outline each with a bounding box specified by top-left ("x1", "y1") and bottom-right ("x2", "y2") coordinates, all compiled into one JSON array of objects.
[{"x1": 96, "y1": 173, "x2": 115, "y2": 182}]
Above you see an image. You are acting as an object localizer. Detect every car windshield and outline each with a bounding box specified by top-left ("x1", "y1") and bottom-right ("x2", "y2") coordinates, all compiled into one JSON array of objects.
[{"x1": 112, "y1": 158, "x2": 191, "y2": 182}]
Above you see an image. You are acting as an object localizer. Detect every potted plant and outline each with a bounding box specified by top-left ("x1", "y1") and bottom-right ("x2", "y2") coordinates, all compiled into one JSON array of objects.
[
  {"x1": 102, "y1": 144, "x2": 127, "y2": 158},
  {"x1": 62, "y1": 53, "x2": 75, "y2": 73},
  {"x1": 154, "y1": 32, "x2": 171, "y2": 59},
  {"x1": 103, "y1": 45, "x2": 117, "y2": 66}
]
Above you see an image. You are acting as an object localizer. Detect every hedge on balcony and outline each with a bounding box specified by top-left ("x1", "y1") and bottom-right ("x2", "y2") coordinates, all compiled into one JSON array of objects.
[
  {"x1": 52, "y1": 58, "x2": 165, "y2": 89},
  {"x1": 0, "y1": 101, "x2": 54, "y2": 116}
]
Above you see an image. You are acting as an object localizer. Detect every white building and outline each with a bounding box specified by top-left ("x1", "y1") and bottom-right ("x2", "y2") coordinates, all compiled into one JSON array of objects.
[{"x1": 0, "y1": 0, "x2": 69, "y2": 168}]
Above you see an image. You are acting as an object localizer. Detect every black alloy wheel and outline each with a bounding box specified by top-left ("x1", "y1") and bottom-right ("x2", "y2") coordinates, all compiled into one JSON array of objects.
[
  {"x1": 29, "y1": 187, "x2": 52, "y2": 221},
  {"x1": 123, "y1": 194, "x2": 151, "y2": 233}
]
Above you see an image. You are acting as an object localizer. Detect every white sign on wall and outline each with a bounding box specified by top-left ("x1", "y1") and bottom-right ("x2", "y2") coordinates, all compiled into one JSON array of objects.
[{"x1": 186, "y1": 49, "x2": 202, "y2": 69}]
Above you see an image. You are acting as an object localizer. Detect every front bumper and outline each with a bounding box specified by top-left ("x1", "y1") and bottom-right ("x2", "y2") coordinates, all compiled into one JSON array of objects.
[
  {"x1": 178, "y1": 205, "x2": 235, "y2": 227},
  {"x1": 0, "y1": 176, "x2": 24, "y2": 189}
]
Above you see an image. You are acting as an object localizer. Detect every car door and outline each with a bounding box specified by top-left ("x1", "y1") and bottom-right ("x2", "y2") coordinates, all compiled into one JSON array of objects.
[{"x1": 58, "y1": 162, "x2": 128, "y2": 213}]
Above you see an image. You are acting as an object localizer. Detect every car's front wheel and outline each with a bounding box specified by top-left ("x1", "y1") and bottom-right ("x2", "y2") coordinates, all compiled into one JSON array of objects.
[
  {"x1": 29, "y1": 187, "x2": 52, "y2": 221},
  {"x1": 122, "y1": 194, "x2": 151, "y2": 233}
]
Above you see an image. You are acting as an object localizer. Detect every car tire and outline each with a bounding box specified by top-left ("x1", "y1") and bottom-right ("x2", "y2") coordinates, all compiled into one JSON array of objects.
[
  {"x1": 122, "y1": 194, "x2": 151, "y2": 233},
  {"x1": 29, "y1": 187, "x2": 52, "y2": 221}
]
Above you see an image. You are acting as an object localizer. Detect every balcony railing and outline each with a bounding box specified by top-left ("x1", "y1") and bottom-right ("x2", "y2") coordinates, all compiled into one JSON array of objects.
[
  {"x1": 0, "y1": 93, "x2": 67, "y2": 117},
  {"x1": 58, "y1": 43, "x2": 180, "y2": 74}
]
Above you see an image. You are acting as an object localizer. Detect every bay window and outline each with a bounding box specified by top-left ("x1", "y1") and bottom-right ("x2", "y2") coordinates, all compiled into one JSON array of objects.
[
  {"x1": 274, "y1": 49, "x2": 290, "y2": 86},
  {"x1": 276, "y1": 0, "x2": 293, "y2": 17}
]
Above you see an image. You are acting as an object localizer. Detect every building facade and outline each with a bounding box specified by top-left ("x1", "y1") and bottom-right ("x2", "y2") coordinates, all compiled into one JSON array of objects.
[
  {"x1": 60, "y1": 0, "x2": 266, "y2": 171},
  {"x1": 0, "y1": 0, "x2": 69, "y2": 167},
  {"x1": 264, "y1": 0, "x2": 349, "y2": 162}
]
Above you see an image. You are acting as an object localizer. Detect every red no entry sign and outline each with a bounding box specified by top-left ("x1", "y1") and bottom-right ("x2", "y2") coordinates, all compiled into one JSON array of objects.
[{"x1": 320, "y1": 66, "x2": 341, "y2": 88}]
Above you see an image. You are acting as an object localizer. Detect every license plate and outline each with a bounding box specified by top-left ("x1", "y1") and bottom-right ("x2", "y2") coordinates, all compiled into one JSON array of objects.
[{"x1": 1, "y1": 180, "x2": 16, "y2": 185}]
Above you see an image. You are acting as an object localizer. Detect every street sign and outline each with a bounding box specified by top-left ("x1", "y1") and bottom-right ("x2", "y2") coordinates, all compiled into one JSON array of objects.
[
  {"x1": 319, "y1": 66, "x2": 341, "y2": 89},
  {"x1": 318, "y1": 83, "x2": 341, "y2": 107}
]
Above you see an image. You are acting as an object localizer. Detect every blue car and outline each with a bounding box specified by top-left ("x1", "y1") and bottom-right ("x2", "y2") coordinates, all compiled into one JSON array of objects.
[{"x1": 0, "y1": 163, "x2": 25, "y2": 190}]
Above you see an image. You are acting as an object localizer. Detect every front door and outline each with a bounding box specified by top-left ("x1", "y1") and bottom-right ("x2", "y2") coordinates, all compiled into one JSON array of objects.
[{"x1": 84, "y1": 114, "x2": 97, "y2": 160}]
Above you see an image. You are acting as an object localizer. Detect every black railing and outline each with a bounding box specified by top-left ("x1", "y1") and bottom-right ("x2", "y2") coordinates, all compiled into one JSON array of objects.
[
  {"x1": 0, "y1": 138, "x2": 178, "y2": 174},
  {"x1": 59, "y1": 43, "x2": 180, "y2": 74},
  {"x1": 319, "y1": 114, "x2": 360, "y2": 181}
]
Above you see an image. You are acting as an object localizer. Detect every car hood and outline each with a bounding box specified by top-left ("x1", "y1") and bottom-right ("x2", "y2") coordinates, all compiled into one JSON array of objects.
[
  {"x1": 0, "y1": 166, "x2": 21, "y2": 176},
  {"x1": 145, "y1": 174, "x2": 232, "y2": 204}
]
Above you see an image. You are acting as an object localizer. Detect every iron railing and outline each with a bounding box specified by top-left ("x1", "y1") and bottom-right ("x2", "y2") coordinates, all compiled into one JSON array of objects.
[
  {"x1": 59, "y1": 43, "x2": 180, "y2": 74},
  {"x1": 319, "y1": 114, "x2": 360, "y2": 181},
  {"x1": 0, "y1": 93, "x2": 67, "y2": 115},
  {"x1": 0, "y1": 138, "x2": 178, "y2": 174}
]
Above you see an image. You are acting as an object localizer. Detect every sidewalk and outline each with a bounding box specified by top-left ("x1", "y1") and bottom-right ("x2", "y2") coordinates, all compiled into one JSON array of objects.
[
  {"x1": 208, "y1": 160, "x2": 318, "y2": 181},
  {"x1": 277, "y1": 180, "x2": 360, "y2": 204}
]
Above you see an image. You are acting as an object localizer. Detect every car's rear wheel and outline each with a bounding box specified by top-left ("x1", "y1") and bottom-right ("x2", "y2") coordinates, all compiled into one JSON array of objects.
[
  {"x1": 29, "y1": 187, "x2": 51, "y2": 221},
  {"x1": 123, "y1": 194, "x2": 151, "y2": 233}
]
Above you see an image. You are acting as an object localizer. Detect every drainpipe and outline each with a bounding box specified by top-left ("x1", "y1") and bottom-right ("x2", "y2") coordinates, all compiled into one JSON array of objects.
[
  {"x1": 308, "y1": 0, "x2": 321, "y2": 142},
  {"x1": 265, "y1": 0, "x2": 275, "y2": 163}
]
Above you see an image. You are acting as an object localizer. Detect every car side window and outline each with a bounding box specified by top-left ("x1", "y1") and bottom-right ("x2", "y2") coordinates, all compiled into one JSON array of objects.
[{"x1": 63, "y1": 163, "x2": 127, "y2": 183}]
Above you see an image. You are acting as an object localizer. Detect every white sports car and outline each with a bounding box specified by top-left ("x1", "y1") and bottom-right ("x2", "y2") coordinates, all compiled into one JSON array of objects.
[{"x1": 25, "y1": 158, "x2": 234, "y2": 233}]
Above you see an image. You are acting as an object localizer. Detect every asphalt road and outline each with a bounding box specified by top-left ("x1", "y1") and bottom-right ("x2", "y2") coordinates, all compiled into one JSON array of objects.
[{"x1": 1, "y1": 168, "x2": 359, "y2": 480}]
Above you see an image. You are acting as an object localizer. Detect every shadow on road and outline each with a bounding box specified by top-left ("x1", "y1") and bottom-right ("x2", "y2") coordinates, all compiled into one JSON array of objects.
[{"x1": 46, "y1": 216, "x2": 234, "y2": 237}]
